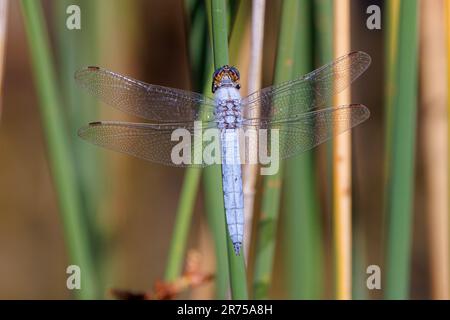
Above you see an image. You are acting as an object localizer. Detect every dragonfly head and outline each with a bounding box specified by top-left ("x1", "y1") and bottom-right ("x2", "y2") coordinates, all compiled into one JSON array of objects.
[{"x1": 212, "y1": 65, "x2": 241, "y2": 93}]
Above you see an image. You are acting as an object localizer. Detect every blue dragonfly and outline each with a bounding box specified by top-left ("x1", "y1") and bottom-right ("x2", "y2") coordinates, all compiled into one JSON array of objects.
[{"x1": 76, "y1": 51, "x2": 371, "y2": 255}]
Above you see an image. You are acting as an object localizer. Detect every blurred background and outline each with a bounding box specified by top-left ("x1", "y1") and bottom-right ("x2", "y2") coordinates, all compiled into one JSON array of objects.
[{"x1": 0, "y1": 0, "x2": 447, "y2": 300}]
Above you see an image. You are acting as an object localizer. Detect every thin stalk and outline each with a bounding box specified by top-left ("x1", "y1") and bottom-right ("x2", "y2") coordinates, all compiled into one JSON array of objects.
[
  {"x1": 20, "y1": 0, "x2": 98, "y2": 299},
  {"x1": 228, "y1": 0, "x2": 251, "y2": 65},
  {"x1": 54, "y1": 1, "x2": 103, "y2": 287},
  {"x1": 165, "y1": 168, "x2": 202, "y2": 281},
  {"x1": 55, "y1": 0, "x2": 102, "y2": 237},
  {"x1": 94, "y1": 0, "x2": 142, "y2": 294},
  {"x1": 385, "y1": 0, "x2": 419, "y2": 299},
  {"x1": 384, "y1": 0, "x2": 400, "y2": 179},
  {"x1": 242, "y1": 0, "x2": 265, "y2": 259},
  {"x1": 382, "y1": 0, "x2": 400, "y2": 254},
  {"x1": 185, "y1": 0, "x2": 209, "y2": 90},
  {"x1": 283, "y1": 0, "x2": 323, "y2": 299},
  {"x1": 203, "y1": 0, "x2": 230, "y2": 300},
  {"x1": 351, "y1": 227, "x2": 367, "y2": 299},
  {"x1": 163, "y1": 0, "x2": 209, "y2": 284},
  {"x1": 447, "y1": 0, "x2": 450, "y2": 292},
  {"x1": 202, "y1": 163, "x2": 230, "y2": 298},
  {"x1": 332, "y1": 0, "x2": 351, "y2": 300},
  {"x1": 314, "y1": 1, "x2": 333, "y2": 209},
  {"x1": 313, "y1": 0, "x2": 333, "y2": 298},
  {"x1": 252, "y1": 0, "x2": 300, "y2": 299},
  {"x1": 209, "y1": 0, "x2": 248, "y2": 300},
  {"x1": 203, "y1": 0, "x2": 249, "y2": 299},
  {"x1": 211, "y1": 0, "x2": 229, "y2": 64},
  {"x1": 419, "y1": 0, "x2": 449, "y2": 299},
  {"x1": 0, "y1": 0, "x2": 7, "y2": 118}
]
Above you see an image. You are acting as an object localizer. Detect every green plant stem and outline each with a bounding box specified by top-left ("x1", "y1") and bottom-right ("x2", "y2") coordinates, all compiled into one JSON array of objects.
[
  {"x1": 382, "y1": 0, "x2": 399, "y2": 262},
  {"x1": 352, "y1": 226, "x2": 367, "y2": 299},
  {"x1": 228, "y1": 0, "x2": 250, "y2": 63},
  {"x1": 384, "y1": 0, "x2": 400, "y2": 188},
  {"x1": 203, "y1": 163, "x2": 229, "y2": 299},
  {"x1": 201, "y1": 62, "x2": 230, "y2": 297},
  {"x1": 283, "y1": 0, "x2": 323, "y2": 299},
  {"x1": 313, "y1": 0, "x2": 333, "y2": 299},
  {"x1": 185, "y1": 0, "x2": 209, "y2": 89},
  {"x1": 202, "y1": 0, "x2": 230, "y2": 299},
  {"x1": 252, "y1": 0, "x2": 300, "y2": 299},
  {"x1": 20, "y1": 0, "x2": 98, "y2": 299},
  {"x1": 165, "y1": 168, "x2": 201, "y2": 281},
  {"x1": 55, "y1": 0, "x2": 101, "y2": 201},
  {"x1": 203, "y1": 0, "x2": 250, "y2": 299},
  {"x1": 211, "y1": 0, "x2": 229, "y2": 65},
  {"x1": 55, "y1": 0, "x2": 104, "y2": 285},
  {"x1": 162, "y1": 0, "x2": 210, "y2": 284},
  {"x1": 385, "y1": 0, "x2": 419, "y2": 299},
  {"x1": 209, "y1": 0, "x2": 248, "y2": 300}
]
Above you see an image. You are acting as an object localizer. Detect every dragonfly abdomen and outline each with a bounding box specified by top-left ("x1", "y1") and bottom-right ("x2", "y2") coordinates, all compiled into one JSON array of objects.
[
  {"x1": 220, "y1": 128, "x2": 244, "y2": 256},
  {"x1": 214, "y1": 86, "x2": 245, "y2": 256}
]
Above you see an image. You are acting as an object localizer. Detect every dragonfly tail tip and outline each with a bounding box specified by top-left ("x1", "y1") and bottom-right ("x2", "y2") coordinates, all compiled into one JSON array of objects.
[{"x1": 233, "y1": 242, "x2": 242, "y2": 256}]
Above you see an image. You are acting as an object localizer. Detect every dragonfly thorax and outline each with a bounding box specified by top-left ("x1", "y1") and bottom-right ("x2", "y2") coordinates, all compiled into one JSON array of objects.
[{"x1": 214, "y1": 87, "x2": 242, "y2": 129}]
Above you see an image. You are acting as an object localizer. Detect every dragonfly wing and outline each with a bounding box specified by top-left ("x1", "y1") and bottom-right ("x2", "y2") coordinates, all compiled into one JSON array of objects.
[
  {"x1": 241, "y1": 104, "x2": 370, "y2": 160},
  {"x1": 78, "y1": 121, "x2": 220, "y2": 167},
  {"x1": 75, "y1": 67, "x2": 216, "y2": 122},
  {"x1": 241, "y1": 51, "x2": 371, "y2": 119}
]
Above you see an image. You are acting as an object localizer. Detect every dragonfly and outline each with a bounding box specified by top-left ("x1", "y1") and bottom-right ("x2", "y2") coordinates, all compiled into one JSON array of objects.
[{"x1": 75, "y1": 51, "x2": 371, "y2": 256}]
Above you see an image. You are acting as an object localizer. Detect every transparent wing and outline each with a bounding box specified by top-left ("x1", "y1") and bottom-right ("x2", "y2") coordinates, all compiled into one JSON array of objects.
[
  {"x1": 78, "y1": 106, "x2": 369, "y2": 167},
  {"x1": 241, "y1": 104, "x2": 369, "y2": 160},
  {"x1": 78, "y1": 121, "x2": 219, "y2": 167},
  {"x1": 75, "y1": 67, "x2": 216, "y2": 122},
  {"x1": 241, "y1": 51, "x2": 371, "y2": 120}
]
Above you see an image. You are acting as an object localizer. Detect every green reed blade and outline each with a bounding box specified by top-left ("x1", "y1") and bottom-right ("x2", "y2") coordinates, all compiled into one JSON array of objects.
[
  {"x1": 252, "y1": 0, "x2": 300, "y2": 299},
  {"x1": 385, "y1": 0, "x2": 419, "y2": 299},
  {"x1": 20, "y1": 0, "x2": 98, "y2": 299}
]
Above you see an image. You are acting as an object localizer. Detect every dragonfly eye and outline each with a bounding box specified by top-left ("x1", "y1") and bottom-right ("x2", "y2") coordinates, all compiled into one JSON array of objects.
[
  {"x1": 229, "y1": 67, "x2": 241, "y2": 90},
  {"x1": 212, "y1": 67, "x2": 221, "y2": 79},
  {"x1": 212, "y1": 66, "x2": 227, "y2": 93},
  {"x1": 212, "y1": 65, "x2": 241, "y2": 93},
  {"x1": 229, "y1": 66, "x2": 240, "y2": 80}
]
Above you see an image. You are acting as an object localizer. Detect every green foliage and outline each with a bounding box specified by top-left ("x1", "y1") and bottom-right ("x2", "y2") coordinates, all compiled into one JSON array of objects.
[
  {"x1": 385, "y1": 0, "x2": 419, "y2": 299},
  {"x1": 20, "y1": 0, "x2": 98, "y2": 299}
]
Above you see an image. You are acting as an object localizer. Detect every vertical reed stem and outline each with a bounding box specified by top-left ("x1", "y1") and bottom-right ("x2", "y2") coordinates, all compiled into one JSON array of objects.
[
  {"x1": 385, "y1": 0, "x2": 419, "y2": 299},
  {"x1": 284, "y1": 0, "x2": 323, "y2": 299},
  {"x1": 20, "y1": 0, "x2": 98, "y2": 299},
  {"x1": 420, "y1": 0, "x2": 449, "y2": 299},
  {"x1": 0, "y1": 0, "x2": 7, "y2": 118},
  {"x1": 332, "y1": 0, "x2": 352, "y2": 300},
  {"x1": 252, "y1": 0, "x2": 299, "y2": 299},
  {"x1": 209, "y1": 0, "x2": 248, "y2": 299},
  {"x1": 242, "y1": 0, "x2": 266, "y2": 259},
  {"x1": 314, "y1": 0, "x2": 333, "y2": 298},
  {"x1": 165, "y1": 168, "x2": 201, "y2": 281}
]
